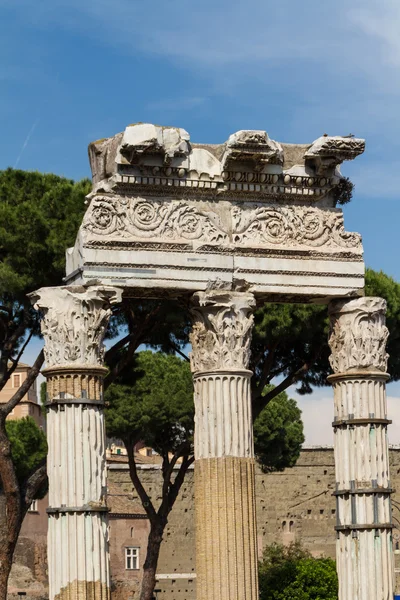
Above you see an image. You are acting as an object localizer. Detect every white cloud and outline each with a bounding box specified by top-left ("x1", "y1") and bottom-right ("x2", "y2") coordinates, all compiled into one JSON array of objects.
[
  {"x1": 3, "y1": 0, "x2": 400, "y2": 105},
  {"x1": 3, "y1": 0, "x2": 400, "y2": 199},
  {"x1": 0, "y1": 0, "x2": 386, "y2": 70},
  {"x1": 350, "y1": 1, "x2": 400, "y2": 67}
]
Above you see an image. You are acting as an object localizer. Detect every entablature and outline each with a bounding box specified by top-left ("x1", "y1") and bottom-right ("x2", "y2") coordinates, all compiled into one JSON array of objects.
[{"x1": 66, "y1": 123, "x2": 366, "y2": 303}]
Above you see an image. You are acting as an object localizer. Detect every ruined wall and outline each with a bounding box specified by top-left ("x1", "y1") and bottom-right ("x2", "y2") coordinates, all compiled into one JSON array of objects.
[
  {"x1": 117, "y1": 448, "x2": 400, "y2": 600},
  {"x1": 121, "y1": 449, "x2": 338, "y2": 600},
  {"x1": 8, "y1": 497, "x2": 48, "y2": 599},
  {"x1": 11, "y1": 449, "x2": 400, "y2": 599}
]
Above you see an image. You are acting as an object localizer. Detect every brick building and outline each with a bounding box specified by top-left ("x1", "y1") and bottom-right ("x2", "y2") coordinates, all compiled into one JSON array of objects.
[
  {"x1": 0, "y1": 363, "x2": 43, "y2": 428},
  {"x1": 9, "y1": 447, "x2": 400, "y2": 599}
]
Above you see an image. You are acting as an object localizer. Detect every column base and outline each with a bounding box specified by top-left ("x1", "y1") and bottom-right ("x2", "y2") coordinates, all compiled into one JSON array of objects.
[{"x1": 54, "y1": 580, "x2": 110, "y2": 600}]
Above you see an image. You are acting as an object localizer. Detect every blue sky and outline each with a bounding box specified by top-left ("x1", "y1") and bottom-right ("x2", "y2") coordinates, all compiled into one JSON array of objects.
[{"x1": 2, "y1": 0, "x2": 400, "y2": 443}]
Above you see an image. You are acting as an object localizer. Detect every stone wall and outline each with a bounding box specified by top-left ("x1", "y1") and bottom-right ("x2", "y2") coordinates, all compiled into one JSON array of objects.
[
  {"x1": 110, "y1": 448, "x2": 400, "y2": 600},
  {"x1": 11, "y1": 448, "x2": 400, "y2": 599},
  {"x1": 8, "y1": 497, "x2": 48, "y2": 599}
]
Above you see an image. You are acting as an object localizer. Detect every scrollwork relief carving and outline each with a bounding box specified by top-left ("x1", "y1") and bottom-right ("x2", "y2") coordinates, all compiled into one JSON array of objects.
[
  {"x1": 30, "y1": 286, "x2": 122, "y2": 368},
  {"x1": 328, "y1": 297, "x2": 389, "y2": 374},
  {"x1": 189, "y1": 291, "x2": 255, "y2": 373},
  {"x1": 83, "y1": 196, "x2": 361, "y2": 253},
  {"x1": 83, "y1": 196, "x2": 228, "y2": 245},
  {"x1": 232, "y1": 205, "x2": 361, "y2": 249}
]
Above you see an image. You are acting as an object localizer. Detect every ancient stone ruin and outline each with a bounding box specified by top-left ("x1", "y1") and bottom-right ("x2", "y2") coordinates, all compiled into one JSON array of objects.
[{"x1": 30, "y1": 123, "x2": 393, "y2": 600}]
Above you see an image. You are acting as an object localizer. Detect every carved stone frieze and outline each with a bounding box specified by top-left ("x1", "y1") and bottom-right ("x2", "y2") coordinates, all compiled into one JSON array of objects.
[
  {"x1": 83, "y1": 196, "x2": 362, "y2": 253},
  {"x1": 232, "y1": 205, "x2": 362, "y2": 250},
  {"x1": 328, "y1": 297, "x2": 389, "y2": 374},
  {"x1": 30, "y1": 286, "x2": 122, "y2": 368},
  {"x1": 189, "y1": 291, "x2": 255, "y2": 373},
  {"x1": 67, "y1": 123, "x2": 366, "y2": 300},
  {"x1": 83, "y1": 196, "x2": 228, "y2": 244}
]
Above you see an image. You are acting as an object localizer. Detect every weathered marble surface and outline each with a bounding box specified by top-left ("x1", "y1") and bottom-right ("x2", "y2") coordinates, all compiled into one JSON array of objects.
[
  {"x1": 190, "y1": 291, "x2": 258, "y2": 600},
  {"x1": 31, "y1": 286, "x2": 121, "y2": 600},
  {"x1": 328, "y1": 297, "x2": 393, "y2": 600},
  {"x1": 66, "y1": 123, "x2": 366, "y2": 302}
]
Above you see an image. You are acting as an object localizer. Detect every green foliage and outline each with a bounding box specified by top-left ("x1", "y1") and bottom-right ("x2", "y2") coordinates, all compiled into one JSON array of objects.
[
  {"x1": 0, "y1": 168, "x2": 90, "y2": 368},
  {"x1": 106, "y1": 351, "x2": 304, "y2": 471},
  {"x1": 365, "y1": 268, "x2": 400, "y2": 379},
  {"x1": 252, "y1": 269, "x2": 400, "y2": 407},
  {"x1": 259, "y1": 543, "x2": 338, "y2": 600},
  {"x1": 254, "y1": 387, "x2": 304, "y2": 471},
  {"x1": 252, "y1": 300, "x2": 329, "y2": 399},
  {"x1": 0, "y1": 168, "x2": 90, "y2": 298},
  {"x1": 280, "y1": 559, "x2": 338, "y2": 600},
  {"x1": 5, "y1": 417, "x2": 47, "y2": 494},
  {"x1": 332, "y1": 176, "x2": 354, "y2": 206},
  {"x1": 105, "y1": 351, "x2": 194, "y2": 455}
]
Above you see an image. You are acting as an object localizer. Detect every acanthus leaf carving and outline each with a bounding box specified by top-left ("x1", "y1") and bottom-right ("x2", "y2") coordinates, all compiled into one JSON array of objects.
[
  {"x1": 304, "y1": 136, "x2": 365, "y2": 175},
  {"x1": 305, "y1": 136, "x2": 365, "y2": 161},
  {"x1": 30, "y1": 286, "x2": 122, "y2": 368},
  {"x1": 189, "y1": 291, "x2": 255, "y2": 373},
  {"x1": 328, "y1": 297, "x2": 389, "y2": 374}
]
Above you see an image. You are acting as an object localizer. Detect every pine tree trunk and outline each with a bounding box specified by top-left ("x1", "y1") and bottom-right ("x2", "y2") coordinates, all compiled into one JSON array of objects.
[
  {"x1": 0, "y1": 494, "x2": 21, "y2": 600},
  {"x1": 0, "y1": 545, "x2": 14, "y2": 600},
  {"x1": 0, "y1": 425, "x2": 23, "y2": 600},
  {"x1": 139, "y1": 521, "x2": 165, "y2": 600}
]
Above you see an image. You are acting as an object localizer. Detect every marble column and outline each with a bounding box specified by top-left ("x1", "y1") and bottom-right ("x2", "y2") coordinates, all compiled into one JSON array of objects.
[
  {"x1": 189, "y1": 291, "x2": 258, "y2": 600},
  {"x1": 31, "y1": 285, "x2": 121, "y2": 600},
  {"x1": 328, "y1": 297, "x2": 394, "y2": 600}
]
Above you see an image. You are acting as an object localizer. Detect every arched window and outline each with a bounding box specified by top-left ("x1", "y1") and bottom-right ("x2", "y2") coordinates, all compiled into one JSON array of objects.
[
  {"x1": 282, "y1": 521, "x2": 287, "y2": 532},
  {"x1": 289, "y1": 521, "x2": 294, "y2": 533}
]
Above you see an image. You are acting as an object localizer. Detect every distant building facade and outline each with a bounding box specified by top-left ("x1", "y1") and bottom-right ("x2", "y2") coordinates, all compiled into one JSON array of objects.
[
  {"x1": 0, "y1": 363, "x2": 43, "y2": 428},
  {"x1": 8, "y1": 448, "x2": 400, "y2": 599}
]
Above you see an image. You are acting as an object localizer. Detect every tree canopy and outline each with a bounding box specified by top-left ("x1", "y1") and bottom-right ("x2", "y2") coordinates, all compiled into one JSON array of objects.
[
  {"x1": 105, "y1": 350, "x2": 194, "y2": 454},
  {"x1": 0, "y1": 168, "x2": 190, "y2": 598},
  {"x1": 0, "y1": 168, "x2": 90, "y2": 298},
  {"x1": 259, "y1": 542, "x2": 338, "y2": 600},
  {"x1": 253, "y1": 387, "x2": 304, "y2": 471},
  {"x1": 0, "y1": 168, "x2": 90, "y2": 390},
  {"x1": 105, "y1": 351, "x2": 195, "y2": 600},
  {"x1": 5, "y1": 417, "x2": 47, "y2": 494},
  {"x1": 105, "y1": 351, "x2": 305, "y2": 600},
  {"x1": 1, "y1": 166, "x2": 399, "y2": 600},
  {"x1": 105, "y1": 350, "x2": 304, "y2": 473},
  {"x1": 251, "y1": 268, "x2": 400, "y2": 417}
]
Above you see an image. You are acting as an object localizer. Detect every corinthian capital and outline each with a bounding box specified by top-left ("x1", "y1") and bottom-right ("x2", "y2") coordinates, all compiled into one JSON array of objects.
[
  {"x1": 328, "y1": 297, "x2": 389, "y2": 374},
  {"x1": 189, "y1": 291, "x2": 255, "y2": 373},
  {"x1": 30, "y1": 285, "x2": 122, "y2": 368}
]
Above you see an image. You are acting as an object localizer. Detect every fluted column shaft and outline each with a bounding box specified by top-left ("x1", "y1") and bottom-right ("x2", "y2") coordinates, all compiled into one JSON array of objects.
[
  {"x1": 31, "y1": 285, "x2": 121, "y2": 600},
  {"x1": 328, "y1": 297, "x2": 394, "y2": 600},
  {"x1": 190, "y1": 291, "x2": 258, "y2": 600}
]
